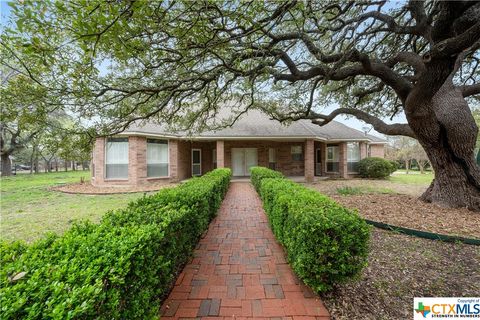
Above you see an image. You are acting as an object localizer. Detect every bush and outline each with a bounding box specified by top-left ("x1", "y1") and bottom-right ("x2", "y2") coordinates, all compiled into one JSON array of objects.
[
  {"x1": 357, "y1": 157, "x2": 396, "y2": 179},
  {"x1": 0, "y1": 168, "x2": 231, "y2": 320},
  {"x1": 251, "y1": 167, "x2": 370, "y2": 293},
  {"x1": 250, "y1": 166, "x2": 284, "y2": 192}
]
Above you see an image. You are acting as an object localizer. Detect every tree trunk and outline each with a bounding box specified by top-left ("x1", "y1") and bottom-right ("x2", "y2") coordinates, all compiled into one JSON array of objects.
[
  {"x1": 405, "y1": 73, "x2": 480, "y2": 210},
  {"x1": 34, "y1": 156, "x2": 39, "y2": 174},
  {"x1": 1, "y1": 153, "x2": 11, "y2": 176},
  {"x1": 30, "y1": 147, "x2": 35, "y2": 174},
  {"x1": 55, "y1": 159, "x2": 58, "y2": 171},
  {"x1": 64, "y1": 160, "x2": 68, "y2": 172},
  {"x1": 405, "y1": 159, "x2": 410, "y2": 174},
  {"x1": 418, "y1": 161, "x2": 425, "y2": 174}
]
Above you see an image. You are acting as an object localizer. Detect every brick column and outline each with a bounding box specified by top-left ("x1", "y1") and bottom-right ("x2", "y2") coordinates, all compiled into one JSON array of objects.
[
  {"x1": 92, "y1": 137, "x2": 105, "y2": 186},
  {"x1": 339, "y1": 142, "x2": 348, "y2": 178},
  {"x1": 128, "y1": 137, "x2": 139, "y2": 185},
  {"x1": 360, "y1": 142, "x2": 368, "y2": 159},
  {"x1": 137, "y1": 137, "x2": 147, "y2": 184},
  {"x1": 169, "y1": 140, "x2": 179, "y2": 181},
  {"x1": 216, "y1": 140, "x2": 225, "y2": 168},
  {"x1": 304, "y1": 139, "x2": 314, "y2": 183}
]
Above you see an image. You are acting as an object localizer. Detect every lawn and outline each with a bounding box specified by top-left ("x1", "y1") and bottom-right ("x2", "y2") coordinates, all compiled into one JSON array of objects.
[
  {"x1": 0, "y1": 171, "x2": 145, "y2": 242},
  {"x1": 389, "y1": 171, "x2": 434, "y2": 184}
]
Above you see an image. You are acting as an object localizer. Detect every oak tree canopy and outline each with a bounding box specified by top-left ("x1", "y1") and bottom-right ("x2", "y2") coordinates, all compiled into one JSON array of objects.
[{"x1": 1, "y1": 0, "x2": 479, "y2": 209}]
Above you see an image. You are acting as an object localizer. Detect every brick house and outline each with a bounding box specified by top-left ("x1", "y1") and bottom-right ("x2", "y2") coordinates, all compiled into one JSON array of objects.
[{"x1": 91, "y1": 110, "x2": 386, "y2": 186}]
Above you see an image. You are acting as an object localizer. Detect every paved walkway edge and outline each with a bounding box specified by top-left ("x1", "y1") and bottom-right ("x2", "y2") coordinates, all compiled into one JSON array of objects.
[{"x1": 160, "y1": 182, "x2": 330, "y2": 319}]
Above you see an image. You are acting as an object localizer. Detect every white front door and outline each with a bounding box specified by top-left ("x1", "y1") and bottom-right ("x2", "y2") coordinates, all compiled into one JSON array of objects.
[
  {"x1": 231, "y1": 148, "x2": 258, "y2": 176},
  {"x1": 192, "y1": 149, "x2": 201, "y2": 176}
]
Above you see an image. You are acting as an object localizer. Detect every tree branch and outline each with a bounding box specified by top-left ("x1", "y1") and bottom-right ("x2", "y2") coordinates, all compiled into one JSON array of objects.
[
  {"x1": 460, "y1": 83, "x2": 480, "y2": 97},
  {"x1": 286, "y1": 108, "x2": 415, "y2": 138}
]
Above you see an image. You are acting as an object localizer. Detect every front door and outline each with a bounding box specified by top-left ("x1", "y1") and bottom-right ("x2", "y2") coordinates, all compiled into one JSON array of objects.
[
  {"x1": 192, "y1": 149, "x2": 201, "y2": 176},
  {"x1": 231, "y1": 148, "x2": 258, "y2": 176}
]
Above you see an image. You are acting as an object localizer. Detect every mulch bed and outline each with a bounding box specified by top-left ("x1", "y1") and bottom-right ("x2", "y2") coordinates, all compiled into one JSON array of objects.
[
  {"x1": 321, "y1": 229, "x2": 480, "y2": 320},
  {"x1": 330, "y1": 194, "x2": 480, "y2": 239},
  {"x1": 52, "y1": 182, "x2": 176, "y2": 194}
]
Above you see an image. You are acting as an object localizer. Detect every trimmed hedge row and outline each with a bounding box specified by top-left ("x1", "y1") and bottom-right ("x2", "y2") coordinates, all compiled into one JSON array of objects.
[
  {"x1": 0, "y1": 168, "x2": 231, "y2": 320},
  {"x1": 250, "y1": 166, "x2": 370, "y2": 293}
]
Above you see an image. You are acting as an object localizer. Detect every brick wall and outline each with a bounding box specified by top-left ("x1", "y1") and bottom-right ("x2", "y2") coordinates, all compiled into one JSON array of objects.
[
  {"x1": 91, "y1": 137, "x2": 105, "y2": 186},
  {"x1": 304, "y1": 139, "x2": 314, "y2": 182},
  {"x1": 223, "y1": 140, "x2": 306, "y2": 176},
  {"x1": 369, "y1": 144, "x2": 385, "y2": 158},
  {"x1": 92, "y1": 136, "x2": 172, "y2": 187},
  {"x1": 339, "y1": 142, "x2": 348, "y2": 178},
  {"x1": 91, "y1": 136, "x2": 385, "y2": 186}
]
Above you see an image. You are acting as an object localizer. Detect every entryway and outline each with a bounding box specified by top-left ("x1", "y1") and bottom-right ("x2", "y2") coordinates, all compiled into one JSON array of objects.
[
  {"x1": 160, "y1": 182, "x2": 330, "y2": 318},
  {"x1": 231, "y1": 148, "x2": 258, "y2": 176}
]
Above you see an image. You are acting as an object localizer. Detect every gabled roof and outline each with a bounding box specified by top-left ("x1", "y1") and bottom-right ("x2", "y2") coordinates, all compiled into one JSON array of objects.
[{"x1": 122, "y1": 109, "x2": 386, "y2": 143}]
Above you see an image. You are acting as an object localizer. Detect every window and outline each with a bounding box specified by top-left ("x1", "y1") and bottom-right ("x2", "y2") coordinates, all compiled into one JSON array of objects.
[
  {"x1": 147, "y1": 139, "x2": 169, "y2": 177},
  {"x1": 367, "y1": 145, "x2": 371, "y2": 157},
  {"x1": 105, "y1": 137, "x2": 129, "y2": 179},
  {"x1": 326, "y1": 145, "x2": 339, "y2": 172},
  {"x1": 347, "y1": 142, "x2": 360, "y2": 172},
  {"x1": 269, "y1": 148, "x2": 276, "y2": 170},
  {"x1": 291, "y1": 145, "x2": 303, "y2": 161},
  {"x1": 192, "y1": 149, "x2": 201, "y2": 176},
  {"x1": 213, "y1": 149, "x2": 217, "y2": 169}
]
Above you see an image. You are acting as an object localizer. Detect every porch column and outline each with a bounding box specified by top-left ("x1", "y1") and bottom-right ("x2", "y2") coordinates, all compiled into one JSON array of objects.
[
  {"x1": 339, "y1": 142, "x2": 348, "y2": 178},
  {"x1": 360, "y1": 142, "x2": 368, "y2": 159},
  {"x1": 216, "y1": 140, "x2": 225, "y2": 168},
  {"x1": 304, "y1": 139, "x2": 314, "y2": 183}
]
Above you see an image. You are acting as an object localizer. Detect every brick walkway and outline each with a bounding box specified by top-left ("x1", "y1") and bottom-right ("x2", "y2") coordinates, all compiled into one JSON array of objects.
[{"x1": 160, "y1": 182, "x2": 330, "y2": 319}]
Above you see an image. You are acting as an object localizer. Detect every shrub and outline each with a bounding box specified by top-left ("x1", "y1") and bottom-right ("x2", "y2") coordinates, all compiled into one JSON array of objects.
[
  {"x1": 250, "y1": 166, "x2": 284, "y2": 192},
  {"x1": 357, "y1": 157, "x2": 396, "y2": 179},
  {"x1": 0, "y1": 168, "x2": 231, "y2": 320},
  {"x1": 251, "y1": 167, "x2": 370, "y2": 293}
]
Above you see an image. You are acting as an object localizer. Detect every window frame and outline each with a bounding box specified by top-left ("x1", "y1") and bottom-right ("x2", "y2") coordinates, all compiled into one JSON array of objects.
[
  {"x1": 104, "y1": 137, "x2": 129, "y2": 180},
  {"x1": 326, "y1": 144, "x2": 340, "y2": 173},
  {"x1": 192, "y1": 148, "x2": 202, "y2": 176},
  {"x1": 291, "y1": 145, "x2": 303, "y2": 161},
  {"x1": 347, "y1": 142, "x2": 361, "y2": 173},
  {"x1": 146, "y1": 138, "x2": 170, "y2": 178}
]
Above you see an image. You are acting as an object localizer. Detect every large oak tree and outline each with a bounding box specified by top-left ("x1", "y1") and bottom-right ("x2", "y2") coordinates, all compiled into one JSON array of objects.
[{"x1": 1, "y1": 1, "x2": 479, "y2": 209}]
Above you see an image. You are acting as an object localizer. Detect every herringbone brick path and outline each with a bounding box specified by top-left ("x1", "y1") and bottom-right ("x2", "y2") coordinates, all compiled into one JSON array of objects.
[{"x1": 160, "y1": 182, "x2": 330, "y2": 319}]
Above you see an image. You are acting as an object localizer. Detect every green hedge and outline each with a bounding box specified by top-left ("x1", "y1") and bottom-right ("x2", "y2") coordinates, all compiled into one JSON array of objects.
[
  {"x1": 250, "y1": 166, "x2": 284, "y2": 192},
  {"x1": 357, "y1": 157, "x2": 397, "y2": 179},
  {"x1": 0, "y1": 168, "x2": 231, "y2": 320},
  {"x1": 250, "y1": 167, "x2": 370, "y2": 293}
]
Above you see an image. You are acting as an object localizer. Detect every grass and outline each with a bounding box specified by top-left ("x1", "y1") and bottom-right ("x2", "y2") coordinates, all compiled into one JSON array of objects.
[
  {"x1": 0, "y1": 171, "x2": 145, "y2": 242},
  {"x1": 336, "y1": 186, "x2": 395, "y2": 196},
  {"x1": 389, "y1": 171, "x2": 434, "y2": 184}
]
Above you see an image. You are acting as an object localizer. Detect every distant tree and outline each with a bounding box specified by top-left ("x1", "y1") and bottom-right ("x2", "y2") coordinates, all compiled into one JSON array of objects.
[
  {"x1": 0, "y1": 72, "x2": 48, "y2": 176},
  {"x1": 411, "y1": 143, "x2": 431, "y2": 174},
  {"x1": 387, "y1": 136, "x2": 431, "y2": 174}
]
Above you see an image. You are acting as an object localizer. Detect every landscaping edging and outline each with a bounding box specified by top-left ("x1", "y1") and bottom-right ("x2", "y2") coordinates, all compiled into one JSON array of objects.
[{"x1": 364, "y1": 219, "x2": 480, "y2": 246}]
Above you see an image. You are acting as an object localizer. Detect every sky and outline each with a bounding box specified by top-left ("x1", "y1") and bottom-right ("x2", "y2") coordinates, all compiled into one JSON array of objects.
[
  {"x1": 0, "y1": 1, "x2": 10, "y2": 27},
  {"x1": 0, "y1": 1, "x2": 407, "y2": 138}
]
